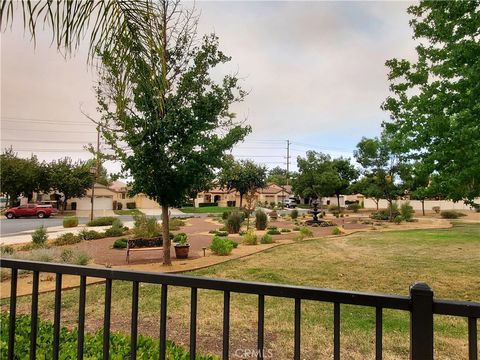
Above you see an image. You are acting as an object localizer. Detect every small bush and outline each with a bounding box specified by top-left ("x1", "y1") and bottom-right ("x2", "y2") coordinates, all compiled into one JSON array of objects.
[
  {"x1": 87, "y1": 216, "x2": 117, "y2": 227},
  {"x1": 432, "y1": 206, "x2": 441, "y2": 213},
  {"x1": 228, "y1": 239, "x2": 239, "y2": 248},
  {"x1": 78, "y1": 229, "x2": 105, "y2": 240},
  {"x1": 243, "y1": 229, "x2": 258, "y2": 245},
  {"x1": 299, "y1": 226, "x2": 313, "y2": 238},
  {"x1": 52, "y1": 233, "x2": 81, "y2": 246},
  {"x1": 226, "y1": 211, "x2": 243, "y2": 234},
  {"x1": 347, "y1": 203, "x2": 361, "y2": 213},
  {"x1": 210, "y1": 236, "x2": 234, "y2": 255},
  {"x1": 74, "y1": 251, "x2": 90, "y2": 265},
  {"x1": 113, "y1": 238, "x2": 128, "y2": 249},
  {"x1": 332, "y1": 227, "x2": 342, "y2": 235},
  {"x1": 169, "y1": 218, "x2": 185, "y2": 231},
  {"x1": 266, "y1": 228, "x2": 281, "y2": 235},
  {"x1": 0, "y1": 245, "x2": 14, "y2": 255},
  {"x1": 370, "y1": 210, "x2": 390, "y2": 221},
  {"x1": 126, "y1": 202, "x2": 136, "y2": 209},
  {"x1": 222, "y1": 211, "x2": 231, "y2": 220},
  {"x1": 393, "y1": 215, "x2": 403, "y2": 224},
  {"x1": 215, "y1": 231, "x2": 229, "y2": 237},
  {"x1": 320, "y1": 221, "x2": 335, "y2": 227},
  {"x1": 104, "y1": 226, "x2": 124, "y2": 237},
  {"x1": 133, "y1": 215, "x2": 162, "y2": 238},
  {"x1": 260, "y1": 233, "x2": 273, "y2": 244},
  {"x1": 281, "y1": 228, "x2": 291, "y2": 233},
  {"x1": 173, "y1": 233, "x2": 188, "y2": 245},
  {"x1": 440, "y1": 211, "x2": 460, "y2": 219},
  {"x1": 255, "y1": 210, "x2": 268, "y2": 230},
  {"x1": 30, "y1": 248, "x2": 55, "y2": 263},
  {"x1": 400, "y1": 202, "x2": 414, "y2": 221},
  {"x1": 32, "y1": 226, "x2": 48, "y2": 247},
  {"x1": 63, "y1": 216, "x2": 79, "y2": 228},
  {"x1": 60, "y1": 249, "x2": 74, "y2": 263},
  {"x1": 290, "y1": 209, "x2": 298, "y2": 219}
]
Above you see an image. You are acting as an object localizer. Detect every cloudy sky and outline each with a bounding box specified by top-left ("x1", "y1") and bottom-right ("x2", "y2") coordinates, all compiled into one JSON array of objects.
[{"x1": 1, "y1": 1, "x2": 416, "y2": 175}]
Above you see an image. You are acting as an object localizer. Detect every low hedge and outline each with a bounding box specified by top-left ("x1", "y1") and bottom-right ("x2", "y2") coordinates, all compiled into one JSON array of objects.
[
  {"x1": 63, "y1": 216, "x2": 79, "y2": 228},
  {"x1": 0, "y1": 314, "x2": 215, "y2": 359},
  {"x1": 199, "y1": 202, "x2": 218, "y2": 207},
  {"x1": 87, "y1": 217, "x2": 117, "y2": 227}
]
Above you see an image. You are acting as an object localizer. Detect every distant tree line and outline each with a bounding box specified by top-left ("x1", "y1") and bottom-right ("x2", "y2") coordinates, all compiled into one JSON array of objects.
[{"x1": 0, "y1": 148, "x2": 113, "y2": 209}]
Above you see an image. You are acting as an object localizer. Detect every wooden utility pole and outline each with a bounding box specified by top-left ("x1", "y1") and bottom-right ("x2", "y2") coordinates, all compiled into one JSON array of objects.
[
  {"x1": 286, "y1": 139, "x2": 290, "y2": 185},
  {"x1": 90, "y1": 128, "x2": 100, "y2": 221}
]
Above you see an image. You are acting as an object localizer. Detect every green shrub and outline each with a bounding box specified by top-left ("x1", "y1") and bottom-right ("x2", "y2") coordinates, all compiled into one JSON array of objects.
[
  {"x1": 126, "y1": 202, "x2": 136, "y2": 209},
  {"x1": 133, "y1": 215, "x2": 162, "y2": 238},
  {"x1": 320, "y1": 221, "x2": 335, "y2": 227},
  {"x1": 222, "y1": 211, "x2": 231, "y2": 220},
  {"x1": 243, "y1": 229, "x2": 258, "y2": 245},
  {"x1": 29, "y1": 248, "x2": 55, "y2": 263},
  {"x1": 215, "y1": 231, "x2": 229, "y2": 237},
  {"x1": 255, "y1": 210, "x2": 268, "y2": 230},
  {"x1": 52, "y1": 233, "x2": 81, "y2": 246},
  {"x1": 370, "y1": 210, "x2": 390, "y2": 221},
  {"x1": 400, "y1": 202, "x2": 414, "y2": 221},
  {"x1": 440, "y1": 211, "x2": 460, "y2": 219},
  {"x1": 299, "y1": 226, "x2": 313, "y2": 238},
  {"x1": 0, "y1": 245, "x2": 14, "y2": 255},
  {"x1": 332, "y1": 227, "x2": 342, "y2": 235},
  {"x1": 78, "y1": 229, "x2": 105, "y2": 240},
  {"x1": 104, "y1": 226, "x2": 124, "y2": 237},
  {"x1": 113, "y1": 238, "x2": 128, "y2": 249},
  {"x1": 0, "y1": 314, "x2": 215, "y2": 360},
  {"x1": 228, "y1": 239, "x2": 239, "y2": 248},
  {"x1": 290, "y1": 209, "x2": 298, "y2": 219},
  {"x1": 74, "y1": 251, "x2": 90, "y2": 265},
  {"x1": 210, "y1": 236, "x2": 234, "y2": 255},
  {"x1": 226, "y1": 211, "x2": 243, "y2": 234},
  {"x1": 266, "y1": 228, "x2": 281, "y2": 235},
  {"x1": 208, "y1": 230, "x2": 217, "y2": 234},
  {"x1": 393, "y1": 215, "x2": 403, "y2": 224},
  {"x1": 199, "y1": 202, "x2": 218, "y2": 207},
  {"x1": 267, "y1": 226, "x2": 278, "y2": 230},
  {"x1": 281, "y1": 228, "x2": 291, "y2": 233},
  {"x1": 87, "y1": 216, "x2": 117, "y2": 227},
  {"x1": 31, "y1": 226, "x2": 48, "y2": 247},
  {"x1": 169, "y1": 218, "x2": 185, "y2": 231},
  {"x1": 60, "y1": 249, "x2": 74, "y2": 263},
  {"x1": 260, "y1": 233, "x2": 273, "y2": 244},
  {"x1": 63, "y1": 216, "x2": 79, "y2": 228}
]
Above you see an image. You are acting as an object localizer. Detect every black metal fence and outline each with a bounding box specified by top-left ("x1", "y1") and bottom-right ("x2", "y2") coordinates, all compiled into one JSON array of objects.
[{"x1": 1, "y1": 258, "x2": 479, "y2": 360}]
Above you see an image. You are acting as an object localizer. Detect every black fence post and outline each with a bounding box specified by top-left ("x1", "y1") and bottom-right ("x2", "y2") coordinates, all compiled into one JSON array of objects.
[{"x1": 410, "y1": 282, "x2": 434, "y2": 360}]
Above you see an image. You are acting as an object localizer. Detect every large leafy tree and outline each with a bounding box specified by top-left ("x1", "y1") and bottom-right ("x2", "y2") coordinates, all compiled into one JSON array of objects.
[
  {"x1": 49, "y1": 158, "x2": 92, "y2": 211},
  {"x1": 354, "y1": 134, "x2": 404, "y2": 219},
  {"x1": 95, "y1": 2, "x2": 250, "y2": 265},
  {"x1": 267, "y1": 166, "x2": 288, "y2": 186},
  {"x1": 293, "y1": 151, "x2": 337, "y2": 203},
  {"x1": 0, "y1": 149, "x2": 49, "y2": 206},
  {"x1": 331, "y1": 158, "x2": 359, "y2": 209},
  {"x1": 218, "y1": 158, "x2": 267, "y2": 208},
  {"x1": 382, "y1": 1, "x2": 480, "y2": 208}
]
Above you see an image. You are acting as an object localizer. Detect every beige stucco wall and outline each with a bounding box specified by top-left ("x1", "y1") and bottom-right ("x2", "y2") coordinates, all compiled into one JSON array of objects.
[{"x1": 363, "y1": 198, "x2": 478, "y2": 211}]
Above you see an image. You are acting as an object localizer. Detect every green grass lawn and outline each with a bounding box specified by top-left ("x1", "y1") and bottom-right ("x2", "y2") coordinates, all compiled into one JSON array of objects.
[
  {"x1": 113, "y1": 209, "x2": 144, "y2": 215},
  {"x1": 3, "y1": 222, "x2": 479, "y2": 359},
  {"x1": 178, "y1": 206, "x2": 235, "y2": 214}
]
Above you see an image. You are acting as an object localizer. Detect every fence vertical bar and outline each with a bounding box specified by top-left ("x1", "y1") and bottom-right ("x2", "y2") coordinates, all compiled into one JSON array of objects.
[
  {"x1": 223, "y1": 291, "x2": 230, "y2": 360},
  {"x1": 258, "y1": 294, "x2": 265, "y2": 360},
  {"x1": 294, "y1": 298, "x2": 301, "y2": 360},
  {"x1": 130, "y1": 281, "x2": 139, "y2": 360},
  {"x1": 77, "y1": 275, "x2": 87, "y2": 360},
  {"x1": 410, "y1": 282, "x2": 433, "y2": 360},
  {"x1": 7, "y1": 268, "x2": 17, "y2": 360},
  {"x1": 468, "y1": 317, "x2": 477, "y2": 360},
  {"x1": 53, "y1": 273, "x2": 62, "y2": 360},
  {"x1": 375, "y1": 307, "x2": 382, "y2": 360},
  {"x1": 190, "y1": 288, "x2": 198, "y2": 360},
  {"x1": 160, "y1": 284, "x2": 168, "y2": 360},
  {"x1": 334, "y1": 302, "x2": 340, "y2": 360},
  {"x1": 103, "y1": 278, "x2": 112, "y2": 360},
  {"x1": 30, "y1": 271, "x2": 40, "y2": 360}
]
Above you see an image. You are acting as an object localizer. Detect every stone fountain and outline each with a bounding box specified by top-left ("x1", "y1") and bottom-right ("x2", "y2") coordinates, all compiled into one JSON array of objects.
[{"x1": 305, "y1": 199, "x2": 325, "y2": 225}]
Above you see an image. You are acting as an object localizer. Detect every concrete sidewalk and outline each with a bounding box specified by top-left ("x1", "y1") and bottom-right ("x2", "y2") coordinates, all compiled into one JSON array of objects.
[{"x1": 0, "y1": 221, "x2": 136, "y2": 246}]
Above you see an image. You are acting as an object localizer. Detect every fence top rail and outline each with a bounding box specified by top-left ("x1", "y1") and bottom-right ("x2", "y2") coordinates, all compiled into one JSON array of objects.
[
  {"x1": 434, "y1": 299, "x2": 480, "y2": 318},
  {"x1": 1, "y1": 258, "x2": 411, "y2": 310}
]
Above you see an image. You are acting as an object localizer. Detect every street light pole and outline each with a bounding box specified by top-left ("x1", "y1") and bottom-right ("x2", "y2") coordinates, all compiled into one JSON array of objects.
[{"x1": 90, "y1": 166, "x2": 97, "y2": 221}]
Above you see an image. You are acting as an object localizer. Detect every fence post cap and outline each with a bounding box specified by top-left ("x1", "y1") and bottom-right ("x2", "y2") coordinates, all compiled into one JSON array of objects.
[{"x1": 409, "y1": 282, "x2": 433, "y2": 295}]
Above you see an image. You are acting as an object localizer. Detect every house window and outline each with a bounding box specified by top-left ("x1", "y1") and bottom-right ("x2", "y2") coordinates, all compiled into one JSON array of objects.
[{"x1": 122, "y1": 194, "x2": 126, "y2": 199}]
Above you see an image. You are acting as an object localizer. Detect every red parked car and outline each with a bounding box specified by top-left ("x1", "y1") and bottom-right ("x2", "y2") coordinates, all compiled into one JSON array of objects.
[{"x1": 4, "y1": 204, "x2": 55, "y2": 219}]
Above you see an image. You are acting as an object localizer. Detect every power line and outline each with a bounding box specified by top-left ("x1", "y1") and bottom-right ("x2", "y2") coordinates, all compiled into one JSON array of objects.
[{"x1": 1, "y1": 127, "x2": 98, "y2": 134}]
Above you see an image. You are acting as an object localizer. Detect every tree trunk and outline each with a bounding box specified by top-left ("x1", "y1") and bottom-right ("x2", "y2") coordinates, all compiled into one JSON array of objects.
[
  {"x1": 63, "y1": 197, "x2": 68, "y2": 211},
  {"x1": 162, "y1": 204, "x2": 171, "y2": 266},
  {"x1": 336, "y1": 193, "x2": 341, "y2": 211},
  {"x1": 421, "y1": 200, "x2": 425, "y2": 216},
  {"x1": 388, "y1": 199, "x2": 393, "y2": 221},
  {"x1": 375, "y1": 199, "x2": 379, "y2": 210},
  {"x1": 239, "y1": 194, "x2": 243, "y2": 208}
]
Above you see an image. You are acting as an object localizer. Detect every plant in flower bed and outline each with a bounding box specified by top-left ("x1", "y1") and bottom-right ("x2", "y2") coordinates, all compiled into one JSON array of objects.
[
  {"x1": 63, "y1": 216, "x2": 79, "y2": 228},
  {"x1": 0, "y1": 314, "x2": 215, "y2": 359},
  {"x1": 319, "y1": 221, "x2": 335, "y2": 227},
  {"x1": 87, "y1": 216, "x2": 117, "y2": 227},
  {"x1": 295, "y1": 226, "x2": 314, "y2": 241},
  {"x1": 31, "y1": 226, "x2": 48, "y2": 247},
  {"x1": 133, "y1": 215, "x2": 162, "y2": 239},
  {"x1": 260, "y1": 233, "x2": 273, "y2": 244},
  {"x1": 169, "y1": 217, "x2": 186, "y2": 231},
  {"x1": 440, "y1": 210, "x2": 466, "y2": 219},
  {"x1": 210, "y1": 236, "x2": 234, "y2": 255},
  {"x1": 332, "y1": 227, "x2": 343, "y2": 235},
  {"x1": 243, "y1": 229, "x2": 258, "y2": 245},
  {"x1": 255, "y1": 209, "x2": 268, "y2": 230},
  {"x1": 281, "y1": 228, "x2": 291, "y2": 233},
  {"x1": 226, "y1": 211, "x2": 244, "y2": 234},
  {"x1": 78, "y1": 229, "x2": 105, "y2": 241},
  {"x1": 113, "y1": 238, "x2": 129, "y2": 249},
  {"x1": 52, "y1": 232, "x2": 81, "y2": 246},
  {"x1": 266, "y1": 227, "x2": 281, "y2": 235},
  {"x1": 104, "y1": 219, "x2": 125, "y2": 237},
  {"x1": 214, "y1": 231, "x2": 228, "y2": 237}
]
